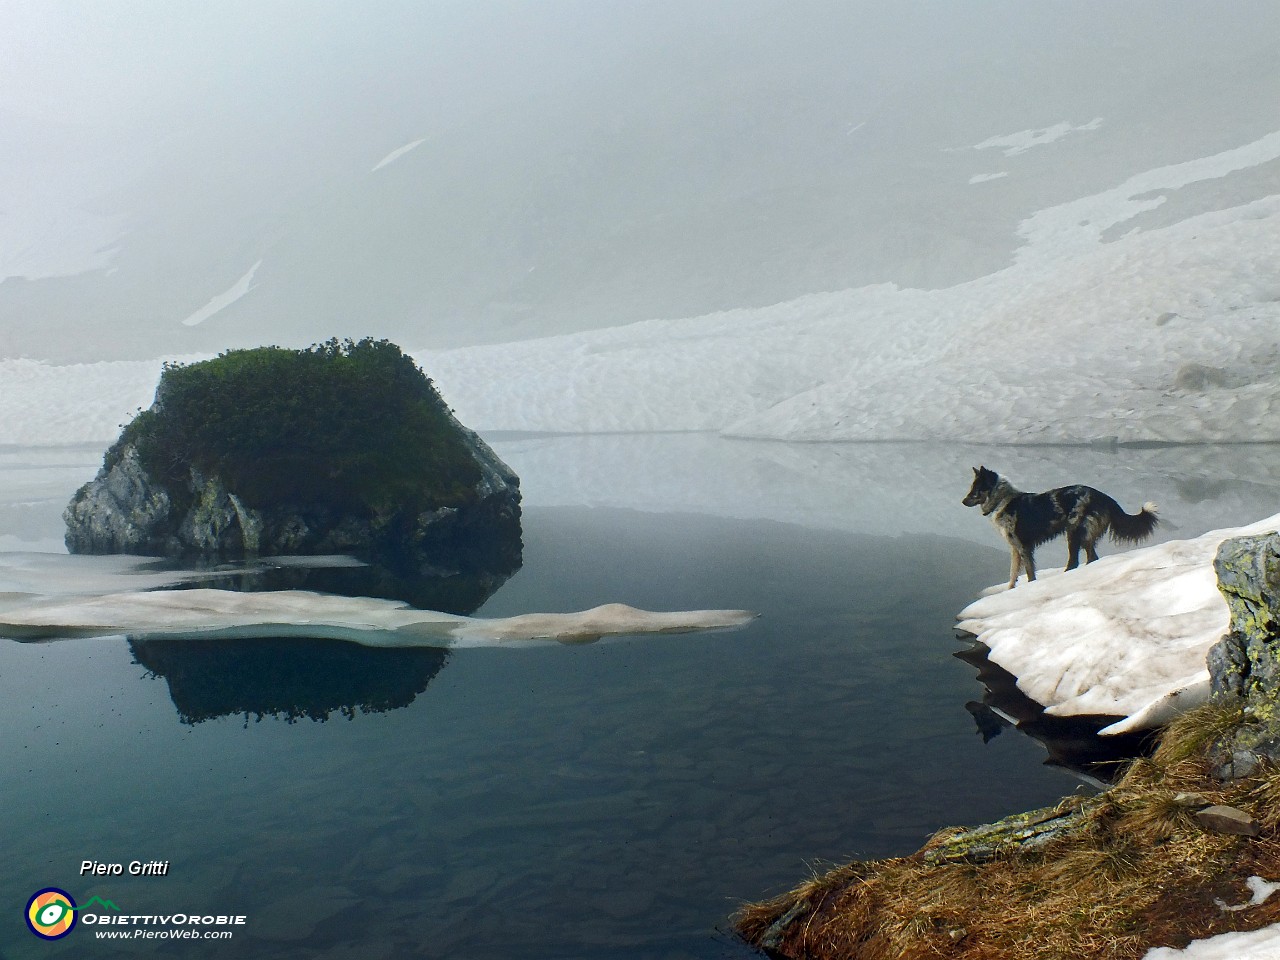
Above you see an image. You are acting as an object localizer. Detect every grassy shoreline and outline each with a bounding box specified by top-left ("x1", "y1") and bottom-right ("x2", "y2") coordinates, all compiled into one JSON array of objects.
[{"x1": 736, "y1": 701, "x2": 1280, "y2": 959}]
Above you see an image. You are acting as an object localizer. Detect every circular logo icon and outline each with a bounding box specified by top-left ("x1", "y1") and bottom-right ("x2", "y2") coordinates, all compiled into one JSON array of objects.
[{"x1": 26, "y1": 888, "x2": 77, "y2": 940}]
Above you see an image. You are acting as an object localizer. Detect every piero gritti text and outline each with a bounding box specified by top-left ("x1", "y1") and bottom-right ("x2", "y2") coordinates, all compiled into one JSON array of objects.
[{"x1": 81, "y1": 860, "x2": 170, "y2": 877}]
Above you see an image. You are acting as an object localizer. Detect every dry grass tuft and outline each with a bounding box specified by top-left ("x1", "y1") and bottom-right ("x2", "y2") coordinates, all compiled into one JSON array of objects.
[{"x1": 735, "y1": 700, "x2": 1280, "y2": 960}]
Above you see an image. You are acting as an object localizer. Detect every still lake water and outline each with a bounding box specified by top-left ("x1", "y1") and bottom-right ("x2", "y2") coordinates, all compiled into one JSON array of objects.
[{"x1": 3, "y1": 436, "x2": 1280, "y2": 959}]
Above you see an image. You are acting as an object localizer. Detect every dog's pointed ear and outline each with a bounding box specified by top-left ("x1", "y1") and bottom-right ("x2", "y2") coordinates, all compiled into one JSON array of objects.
[{"x1": 972, "y1": 466, "x2": 981, "y2": 475}]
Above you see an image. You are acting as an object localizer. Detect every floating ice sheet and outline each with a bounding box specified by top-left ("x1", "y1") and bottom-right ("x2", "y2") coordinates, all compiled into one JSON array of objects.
[
  {"x1": 0, "y1": 589, "x2": 755, "y2": 648},
  {"x1": 0, "y1": 553, "x2": 755, "y2": 649}
]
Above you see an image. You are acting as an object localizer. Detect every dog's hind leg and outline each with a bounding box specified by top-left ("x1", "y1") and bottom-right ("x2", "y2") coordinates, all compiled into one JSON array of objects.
[
  {"x1": 1023, "y1": 548, "x2": 1037, "y2": 583},
  {"x1": 1083, "y1": 514, "x2": 1106, "y2": 563},
  {"x1": 1065, "y1": 529, "x2": 1082, "y2": 570}
]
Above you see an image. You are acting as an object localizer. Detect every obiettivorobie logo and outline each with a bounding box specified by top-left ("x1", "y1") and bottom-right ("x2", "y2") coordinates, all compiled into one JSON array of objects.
[
  {"x1": 26, "y1": 887, "x2": 246, "y2": 942},
  {"x1": 25, "y1": 890, "x2": 121, "y2": 940},
  {"x1": 27, "y1": 889, "x2": 113, "y2": 940}
]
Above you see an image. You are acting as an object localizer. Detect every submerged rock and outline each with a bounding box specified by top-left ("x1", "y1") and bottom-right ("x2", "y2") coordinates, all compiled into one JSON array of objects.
[
  {"x1": 64, "y1": 339, "x2": 521, "y2": 575},
  {"x1": 1206, "y1": 532, "x2": 1280, "y2": 779}
]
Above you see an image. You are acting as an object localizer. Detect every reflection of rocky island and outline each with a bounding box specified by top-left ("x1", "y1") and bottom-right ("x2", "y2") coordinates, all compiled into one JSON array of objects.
[
  {"x1": 63, "y1": 339, "x2": 521, "y2": 577},
  {"x1": 128, "y1": 542, "x2": 516, "y2": 725},
  {"x1": 131, "y1": 635, "x2": 448, "y2": 725}
]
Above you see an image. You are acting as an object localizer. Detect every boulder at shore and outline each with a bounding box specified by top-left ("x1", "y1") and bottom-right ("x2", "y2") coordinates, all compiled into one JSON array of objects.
[
  {"x1": 1206, "y1": 531, "x2": 1280, "y2": 779},
  {"x1": 64, "y1": 339, "x2": 521, "y2": 574}
]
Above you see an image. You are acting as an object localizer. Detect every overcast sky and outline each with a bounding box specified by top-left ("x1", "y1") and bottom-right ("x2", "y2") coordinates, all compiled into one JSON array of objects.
[{"x1": 2, "y1": 1, "x2": 1278, "y2": 361}]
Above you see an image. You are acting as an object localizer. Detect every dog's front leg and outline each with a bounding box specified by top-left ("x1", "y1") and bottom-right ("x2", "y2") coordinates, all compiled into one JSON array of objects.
[{"x1": 1008, "y1": 548, "x2": 1021, "y2": 589}]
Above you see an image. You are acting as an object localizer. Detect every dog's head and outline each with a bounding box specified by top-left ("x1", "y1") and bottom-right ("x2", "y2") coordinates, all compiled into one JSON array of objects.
[{"x1": 962, "y1": 466, "x2": 1000, "y2": 514}]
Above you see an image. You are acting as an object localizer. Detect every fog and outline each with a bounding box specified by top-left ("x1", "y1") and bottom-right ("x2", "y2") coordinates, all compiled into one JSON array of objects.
[{"x1": 2, "y1": 1, "x2": 1278, "y2": 362}]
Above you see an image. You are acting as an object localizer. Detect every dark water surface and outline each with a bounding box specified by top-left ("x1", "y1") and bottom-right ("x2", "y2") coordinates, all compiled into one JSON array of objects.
[
  {"x1": 8, "y1": 436, "x2": 1280, "y2": 959},
  {"x1": 1, "y1": 503, "x2": 1081, "y2": 960}
]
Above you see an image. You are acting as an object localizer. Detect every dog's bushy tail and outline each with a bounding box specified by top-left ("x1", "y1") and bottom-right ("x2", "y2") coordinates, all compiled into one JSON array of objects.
[{"x1": 1109, "y1": 501, "x2": 1160, "y2": 544}]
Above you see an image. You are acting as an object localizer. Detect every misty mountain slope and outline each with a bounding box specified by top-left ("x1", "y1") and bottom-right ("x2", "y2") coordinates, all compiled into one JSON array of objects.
[
  {"x1": 2, "y1": 2, "x2": 1279, "y2": 363},
  {"x1": 419, "y1": 128, "x2": 1280, "y2": 444},
  {"x1": 2, "y1": 124, "x2": 1277, "y2": 448}
]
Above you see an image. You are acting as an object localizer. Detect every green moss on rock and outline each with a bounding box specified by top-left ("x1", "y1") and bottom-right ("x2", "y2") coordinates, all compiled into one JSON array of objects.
[
  {"x1": 66, "y1": 339, "x2": 521, "y2": 572},
  {"x1": 1207, "y1": 533, "x2": 1280, "y2": 778},
  {"x1": 118, "y1": 339, "x2": 481, "y2": 516}
]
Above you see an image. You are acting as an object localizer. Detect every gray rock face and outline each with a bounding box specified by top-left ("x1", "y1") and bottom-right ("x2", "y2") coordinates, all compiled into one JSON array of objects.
[
  {"x1": 64, "y1": 415, "x2": 521, "y2": 574},
  {"x1": 64, "y1": 447, "x2": 174, "y2": 554},
  {"x1": 1206, "y1": 532, "x2": 1280, "y2": 779}
]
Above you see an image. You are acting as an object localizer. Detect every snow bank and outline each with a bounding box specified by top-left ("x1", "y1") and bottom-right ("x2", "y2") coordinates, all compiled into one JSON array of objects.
[{"x1": 956, "y1": 513, "x2": 1280, "y2": 734}]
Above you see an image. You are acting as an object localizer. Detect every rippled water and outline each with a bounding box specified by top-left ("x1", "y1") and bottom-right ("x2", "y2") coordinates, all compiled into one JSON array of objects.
[{"x1": 4, "y1": 438, "x2": 1280, "y2": 959}]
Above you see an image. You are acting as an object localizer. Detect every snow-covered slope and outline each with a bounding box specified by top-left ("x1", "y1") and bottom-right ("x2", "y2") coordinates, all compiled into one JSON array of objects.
[
  {"x1": 0, "y1": 356, "x2": 203, "y2": 446},
  {"x1": 416, "y1": 129, "x2": 1280, "y2": 444},
  {"x1": 4, "y1": 125, "x2": 1278, "y2": 447}
]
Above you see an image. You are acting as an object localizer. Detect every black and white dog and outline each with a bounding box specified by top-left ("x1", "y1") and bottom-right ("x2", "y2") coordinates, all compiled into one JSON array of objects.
[{"x1": 962, "y1": 466, "x2": 1159, "y2": 589}]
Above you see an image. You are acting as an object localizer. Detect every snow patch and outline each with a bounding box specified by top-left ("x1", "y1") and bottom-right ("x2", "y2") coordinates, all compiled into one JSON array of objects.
[
  {"x1": 179, "y1": 261, "x2": 262, "y2": 327},
  {"x1": 371, "y1": 138, "x2": 426, "y2": 172},
  {"x1": 1015, "y1": 128, "x2": 1280, "y2": 263},
  {"x1": 1143, "y1": 921, "x2": 1280, "y2": 959},
  {"x1": 969, "y1": 172, "x2": 1009, "y2": 184},
  {"x1": 969, "y1": 117, "x2": 1103, "y2": 156},
  {"x1": 1216, "y1": 876, "x2": 1280, "y2": 913}
]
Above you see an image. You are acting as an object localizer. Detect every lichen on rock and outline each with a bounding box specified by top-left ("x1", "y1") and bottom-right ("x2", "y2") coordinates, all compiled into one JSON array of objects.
[
  {"x1": 1206, "y1": 532, "x2": 1280, "y2": 779},
  {"x1": 64, "y1": 339, "x2": 521, "y2": 575}
]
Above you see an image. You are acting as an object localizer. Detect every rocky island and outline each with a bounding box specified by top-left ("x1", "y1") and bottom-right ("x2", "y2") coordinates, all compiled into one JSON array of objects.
[{"x1": 64, "y1": 338, "x2": 521, "y2": 577}]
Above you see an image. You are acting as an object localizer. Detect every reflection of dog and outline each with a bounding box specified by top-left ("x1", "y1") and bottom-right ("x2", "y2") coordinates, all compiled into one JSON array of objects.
[{"x1": 962, "y1": 466, "x2": 1159, "y2": 589}]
